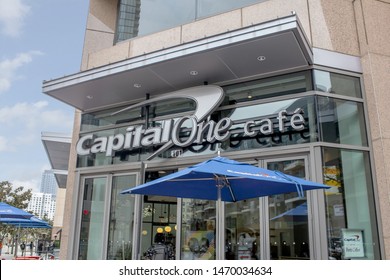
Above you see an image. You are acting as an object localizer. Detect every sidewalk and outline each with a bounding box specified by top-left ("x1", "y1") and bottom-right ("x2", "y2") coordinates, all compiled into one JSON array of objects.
[
  {"x1": 1, "y1": 253, "x2": 14, "y2": 260},
  {"x1": 1, "y1": 244, "x2": 56, "y2": 260},
  {"x1": 1, "y1": 251, "x2": 41, "y2": 260}
]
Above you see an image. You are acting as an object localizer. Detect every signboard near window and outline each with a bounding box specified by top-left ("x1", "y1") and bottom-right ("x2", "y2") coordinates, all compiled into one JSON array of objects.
[{"x1": 341, "y1": 229, "x2": 364, "y2": 258}]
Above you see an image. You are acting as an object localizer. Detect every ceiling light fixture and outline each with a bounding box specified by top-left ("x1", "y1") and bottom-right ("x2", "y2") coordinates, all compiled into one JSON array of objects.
[
  {"x1": 86, "y1": 95, "x2": 93, "y2": 99},
  {"x1": 134, "y1": 83, "x2": 142, "y2": 88},
  {"x1": 189, "y1": 70, "x2": 198, "y2": 76},
  {"x1": 257, "y1": 55, "x2": 266, "y2": 61}
]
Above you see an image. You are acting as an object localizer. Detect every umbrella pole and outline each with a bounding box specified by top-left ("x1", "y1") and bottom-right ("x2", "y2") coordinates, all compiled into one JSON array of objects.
[
  {"x1": 14, "y1": 224, "x2": 21, "y2": 257},
  {"x1": 216, "y1": 184, "x2": 225, "y2": 260}
]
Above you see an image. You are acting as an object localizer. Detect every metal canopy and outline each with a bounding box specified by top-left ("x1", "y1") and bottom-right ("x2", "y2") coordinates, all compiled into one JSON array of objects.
[
  {"x1": 42, "y1": 15, "x2": 312, "y2": 112},
  {"x1": 41, "y1": 132, "x2": 71, "y2": 188}
]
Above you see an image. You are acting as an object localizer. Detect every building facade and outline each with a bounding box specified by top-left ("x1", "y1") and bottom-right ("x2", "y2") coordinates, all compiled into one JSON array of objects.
[
  {"x1": 27, "y1": 192, "x2": 56, "y2": 221},
  {"x1": 42, "y1": 0, "x2": 390, "y2": 260}
]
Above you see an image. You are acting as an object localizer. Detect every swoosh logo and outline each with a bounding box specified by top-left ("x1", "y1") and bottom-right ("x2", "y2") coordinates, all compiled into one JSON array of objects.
[{"x1": 112, "y1": 85, "x2": 225, "y2": 159}]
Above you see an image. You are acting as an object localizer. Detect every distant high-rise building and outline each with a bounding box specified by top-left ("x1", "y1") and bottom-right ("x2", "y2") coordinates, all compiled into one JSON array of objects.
[
  {"x1": 27, "y1": 170, "x2": 58, "y2": 220},
  {"x1": 27, "y1": 192, "x2": 56, "y2": 220},
  {"x1": 40, "y1": 170, "x2": 58, "y2": 196}
]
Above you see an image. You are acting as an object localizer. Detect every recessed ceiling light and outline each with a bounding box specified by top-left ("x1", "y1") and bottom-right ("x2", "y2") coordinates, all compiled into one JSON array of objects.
[
  {"x1": 257, "y1": 56, "x2": 266, "y2": 61},
  {"x1": 189, "y1": 70, "x2": 198, "y2": 76},
  {"x1": 134, "y1": 83, "x2": 142, "y2": 88},
  {"x1": 86, "y1": 95, "x2": 93, "y2": 99}
]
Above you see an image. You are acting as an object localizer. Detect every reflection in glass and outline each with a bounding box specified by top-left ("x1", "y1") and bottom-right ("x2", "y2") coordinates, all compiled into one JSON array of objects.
[
  {"x1": 115, "y1": 0, "x2": 266, "y2": 42},
  {"x1": 140, "y1": 170, "x2": 177, "y2": 260},
  {"x1": 318, "y1": 97, "x2": 367, "y2": 146},
  {"x1": 314, "y1": 70, "x2": 362, "y2": 98},
  {"x1": 225, "y1": 199, "x2": 260, "y2": 260},
  {"x1": 181, "y1": 199, "x2": 216, "y2": 260},
  {"x1": 78, "y1": 177, "x2": 106, "y2": 260},
  {"x1": 77, "y1": 96, "x2": 318, "y2": 167},
  {"x1": 223, "y1": 71, "x2": 312, "y2": 105},
  {"x1": 217, "y1": 96, "x2": 317, "y2": 153},
  {"x1": 141, "y1": 202, "x2": 177, "y2": 259},
  {"x1": 107, "y1": 175, "x2": 137, "y2": 260},
  {"x1": 322, "y1": 148, "x2": 380, "y2": 260},
  {"x1": 115, "y1": 0, "x2": 141, "y2": 42},
  {"x1": 80, "y1": 98, "x2": 195, "y2": 131},
  {"x1": 268, "y1": 159, "x2": 309, "y2": 260}
]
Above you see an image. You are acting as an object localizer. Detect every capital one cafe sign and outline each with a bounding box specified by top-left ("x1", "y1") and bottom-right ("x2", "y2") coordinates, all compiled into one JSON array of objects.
[{"x1": 76, "y1": 86, "x2": 306, "y2": 160}]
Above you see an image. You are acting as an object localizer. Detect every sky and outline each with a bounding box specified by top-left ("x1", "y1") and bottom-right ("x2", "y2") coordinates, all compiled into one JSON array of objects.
[{"x1": 0, "y1": 0, "x2": 89, "y2": 192}]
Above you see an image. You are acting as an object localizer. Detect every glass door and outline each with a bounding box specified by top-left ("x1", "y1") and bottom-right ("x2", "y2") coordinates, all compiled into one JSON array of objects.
[
  {"x1": 181, "y1": 199, "x2": 216, "y2": 260},
  {"x1": 107, "y1": 174, "x2": 138, "y2": 260},
  {"x1": 139, "y1": 170, "x2": 178, "y2": 260},
  {"x1": 77, "y1": 173, "x2": 139, "y2": 260},
  {"x1": 78, "y1": 176, "x2": 107, "y2": 260},
  {"x1": 224, "y1": 198, "x2": 260, "y2": 260},
  {"x1": 265, "y1": 157, "x2": 310, "y2": 260}
]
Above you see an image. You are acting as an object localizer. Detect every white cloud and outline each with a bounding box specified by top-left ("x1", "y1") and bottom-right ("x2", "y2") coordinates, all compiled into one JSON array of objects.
[
  {"x1": 0, "y1": 135, "x2": 7, "y2": 151},
  {"x1": 0, "y1": 51, "x2": 43, "y2": 94},
  {"x1": 0, "y1": 76, "x2": 11, "y2": 93},
  {"x1": 0, "y1": 0, "x2": 30, "y2": 37},
  {"x1": 0, "y1": 100, "x2": 72, "y2": 128},
  {"x1": 0, "y1": 101, "x2": 41, "y2": 120},
  {"x1": 0, "y1": 101, "x2": 73, "y2": 148},
  {"x1": 0, "y1": 101, "x2": 47, "y2": 127},
  {"x1": 11, "y1": 179, "x2": 40, "y2": 193}
]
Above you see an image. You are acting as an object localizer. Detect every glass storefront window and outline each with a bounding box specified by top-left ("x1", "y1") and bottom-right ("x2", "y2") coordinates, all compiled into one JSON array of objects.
[
  {"x1": 162, "y1": 96, "x2": 317, "y2": 158},
  {"x1": 218, "y1": 96, "x2": 317, "y2": 152},
  {"x1": 77, "y1": 95, "x2": 318, "y2": 167},
  {"x1": 267, "y1": 159, "x2": 310, "y2": 260},
  {"x1": 78, "y1": 177, "x2": 106, "y2": 260},
  {"x1": 322, "y1": 148, "x2": 380, "y2": 259},
  {"x1": 107, "y1": 174, "x2": 138, "y2": 260},
  {"x1": 225, "y1": 199, "x2": 260, "y2": 260},
  {"x1": 80, "y1": 98, "x2": 195, "y2": 132},
  {"x1": 223, "y1": 71, "x2": 312, "y2": 105},
  {"x1": 81, "y1": 106, "x2": 143, "y2": 131},
  {"x1": 314, "y1": 70, "x2": 362, "y2": 98},
  {"x1": 115, "y1": 0, "x2": 141, "y2": 42},
  {"x1": 317, "y1": 97, "x2": 368, "y2": 146},
  {"x1": 76, "y1": 70, "x2": 368, "y2": 170},
  {"x1": 181, "y1": 199, "x2": 216, "y2": 260}
]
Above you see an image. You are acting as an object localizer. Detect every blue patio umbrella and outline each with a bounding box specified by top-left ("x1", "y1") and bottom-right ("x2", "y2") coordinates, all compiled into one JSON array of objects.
[
  {"x1": 121, "y1": 156, "x2": 329, "y2": 259},
  {"x1": 1, "y1": 208, "x2": 51, "y2": 257},
  {"x1": 0, "y1": 202, "x2": 34, "y2": 219},
  {"x1": 0, "y1": 216, "x2": 51, "y2": 228},
  {"x1": 270, "y1": 202, "x2": 308, "y2": 222},
  {"x1": 121, "y1": 156, "x2": 329, "y2": 201}
]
